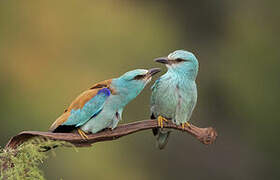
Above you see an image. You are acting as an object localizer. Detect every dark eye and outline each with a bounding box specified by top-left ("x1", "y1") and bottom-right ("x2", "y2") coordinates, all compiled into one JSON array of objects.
[
  {"x1": 175, "y1": 58, "x2": 185, "y2": 63},
  {"x1": 133, "y1": 74, "x2": 145, "y2": 80}
]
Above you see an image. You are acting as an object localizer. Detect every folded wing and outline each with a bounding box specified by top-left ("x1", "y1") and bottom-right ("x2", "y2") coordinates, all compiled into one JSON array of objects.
[{"x1": 49, "y1": 80, "x2": 112, "y2": 132}]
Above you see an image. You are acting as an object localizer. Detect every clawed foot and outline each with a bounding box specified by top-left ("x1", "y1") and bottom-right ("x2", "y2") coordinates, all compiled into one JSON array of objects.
[
  {"x1": 77, "y1": 128, "x2": 89, "y2": 140},
  {"x1": 181, "y1": 122, "x2": 191, "y2": 129},
  {"x1": 157, "y1": 116, "x2": 169, "y2": 128}
]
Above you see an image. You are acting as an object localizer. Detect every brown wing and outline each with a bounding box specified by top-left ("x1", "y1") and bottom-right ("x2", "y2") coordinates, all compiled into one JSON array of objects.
[
  {"x1": 90, "y1": 79, "x2": 115, "y2": 94},
  {"x1": 49, "y1": 79, "x2": 113, "y2": 132}
]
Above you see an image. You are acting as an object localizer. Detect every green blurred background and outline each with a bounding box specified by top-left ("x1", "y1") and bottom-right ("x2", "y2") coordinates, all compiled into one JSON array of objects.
[{"x1": 0, "y1": 0, "x2": 279, "y2": 179}]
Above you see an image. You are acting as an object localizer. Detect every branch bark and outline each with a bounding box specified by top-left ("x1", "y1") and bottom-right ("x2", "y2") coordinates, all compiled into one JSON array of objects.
[{"x1": 5, "y1": 119, "x2": 218, "y2": 150}]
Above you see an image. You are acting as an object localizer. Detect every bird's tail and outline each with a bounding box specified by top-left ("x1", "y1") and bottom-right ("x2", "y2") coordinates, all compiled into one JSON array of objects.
[
  {"x1": 49, "y1": 112, "x2": 75, "y2": 133},
  {"x1": 152, "y1": 128, "x2": 171, "y2": 150}
]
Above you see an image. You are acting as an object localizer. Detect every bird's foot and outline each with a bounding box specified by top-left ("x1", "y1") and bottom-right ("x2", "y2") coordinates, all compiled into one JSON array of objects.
[
  {"x1": 77, "y1": 128, "x2": 89, "y2": 140},
  {"x1": 181, "y1": 122, "x2": 191, "y2": 129},
  {"x1": 157, "y1": 116, "x2": 169, "y2": 128}
]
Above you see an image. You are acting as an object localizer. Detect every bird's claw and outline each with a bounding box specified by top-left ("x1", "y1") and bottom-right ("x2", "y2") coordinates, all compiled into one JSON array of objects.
[
  {"x1": 157, "y1": 116, "x2": 169, "y2": 128},
  {"x1": 77, "y1": 128, "x2": 89, "y2": 140},
  {"x1": 181, "y1": 122, "x2": 191, "y2": 129}
]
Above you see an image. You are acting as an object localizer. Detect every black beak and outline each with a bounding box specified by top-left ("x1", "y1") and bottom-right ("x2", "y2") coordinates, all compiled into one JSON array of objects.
[
  {"x1": 147, "y1": 68, "x2": 161, "y2": 77},
  {"x1": 154, "y1": 57, "x2": 169, "y2": 64}
]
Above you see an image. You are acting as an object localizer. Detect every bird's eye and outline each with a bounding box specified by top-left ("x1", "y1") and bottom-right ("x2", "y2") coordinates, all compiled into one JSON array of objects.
[
  {"x1": 133, "y1": 74, "x2": 145, "y2": 80},
  {"x1": 175, "y1": 58, "x2": 185, "y2": 63}
]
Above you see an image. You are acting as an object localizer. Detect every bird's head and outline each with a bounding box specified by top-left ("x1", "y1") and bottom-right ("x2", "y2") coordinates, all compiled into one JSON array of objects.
[
  {"x1": 154, "y1": 50, "x2": 199, "y2": 79},
  {"x1": 113, "y1": 68, "x2": 161, "y2": 97},
  {"x1": 119, "y1": 68, "x2": 161, "y2": 83}
]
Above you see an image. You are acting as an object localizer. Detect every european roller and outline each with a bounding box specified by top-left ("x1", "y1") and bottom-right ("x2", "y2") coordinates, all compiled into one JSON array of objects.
[
  {"x1": 150, "y1": 50, "x2": 199, "y2": 149},
  {"x1": 49, "y1": 68, "x2": 160, "y2": 139}
]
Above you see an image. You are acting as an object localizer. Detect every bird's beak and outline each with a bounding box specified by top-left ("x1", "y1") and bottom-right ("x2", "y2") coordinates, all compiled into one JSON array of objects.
[
  {"x1": 154, "y1": 57, "x2": 169, "y2": 64},
  {"x1": 146, "y1": 68, "x2": 161, "y2": 78}
]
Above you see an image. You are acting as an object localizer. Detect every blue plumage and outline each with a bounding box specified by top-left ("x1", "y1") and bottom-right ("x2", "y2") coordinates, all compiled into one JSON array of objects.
[
  {"x1": 50, "y1": 68, "x2": 161, "y2": 138},
  {"x1": 97, "y1": 88, "x2": 111, "y2": 96},
  {"x1": 81, "y1": 69, "x2": 160, "y2": 134},
  {"x1": 63, "y1": 88, "x2": 110, "y2": 127},
  {"x1": 151, "y1": 50, "x2": 199, "y2": 149}
]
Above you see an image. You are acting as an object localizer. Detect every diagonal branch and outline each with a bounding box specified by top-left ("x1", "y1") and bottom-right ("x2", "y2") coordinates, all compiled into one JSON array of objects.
[{"x1": 5, "y1": 119, "x2": 218, "y2": 150}]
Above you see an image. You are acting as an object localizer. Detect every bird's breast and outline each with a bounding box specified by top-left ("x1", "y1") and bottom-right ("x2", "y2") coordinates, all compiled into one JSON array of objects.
[{"x1": 152, "y1": 77, "x2": 197, "y2": 119}]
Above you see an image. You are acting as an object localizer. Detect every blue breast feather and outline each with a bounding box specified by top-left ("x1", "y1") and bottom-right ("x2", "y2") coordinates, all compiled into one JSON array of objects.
[
  {"x1": 62, "y1": 88, "x2": 111, "y2": 127},
  {"x1": 151, "y1": 73, "x2": 197, "y2": 124}
]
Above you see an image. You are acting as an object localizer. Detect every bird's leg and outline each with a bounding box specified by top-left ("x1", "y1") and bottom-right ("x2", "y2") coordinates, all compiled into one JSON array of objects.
[
  {"x1": 157, "y1": 116, "x2": 169, "y2": 128},
  {"x1": 77, "y1": 128, "x2": 89, "y2": 140},
  {"x1": 181, "y1": 122, "x2": 191, "y2": 129}
]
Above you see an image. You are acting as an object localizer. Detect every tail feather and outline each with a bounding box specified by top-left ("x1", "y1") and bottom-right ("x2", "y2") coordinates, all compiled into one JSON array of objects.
[
  {"x1": 51, "y1": 125, "x2": 76, "y2": 133},
  {"x1": 152, "y1": 127, "x2": 158, "y2": 136},
  {"x1": 156, "y1": 129, "x2": 171, "y2": 149},
  {"x1": 49, "y1": 112, "x2": 73, "y2": 132},
  {"x1": 151, "y1": 114, "x2": 171, "y2": 150}
]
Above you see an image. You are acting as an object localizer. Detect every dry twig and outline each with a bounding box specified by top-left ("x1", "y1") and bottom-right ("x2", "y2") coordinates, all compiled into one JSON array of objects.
[{"x1": 5, "y1": 119, "x2": 218, "y2": 150}]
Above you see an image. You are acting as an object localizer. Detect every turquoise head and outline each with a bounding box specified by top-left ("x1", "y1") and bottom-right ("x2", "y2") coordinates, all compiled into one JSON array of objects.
[
  {"x1": 111, "y1": 68, "x2": 161, "y2": 102},
  {"x1": 154, "y1": 50, "x2": 199, "y2": 80}
]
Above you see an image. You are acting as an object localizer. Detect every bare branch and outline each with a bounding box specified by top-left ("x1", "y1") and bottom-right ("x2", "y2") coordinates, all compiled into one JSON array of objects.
[{"x1": 5, "y1": 119, "x2": 218, "y2": 150}]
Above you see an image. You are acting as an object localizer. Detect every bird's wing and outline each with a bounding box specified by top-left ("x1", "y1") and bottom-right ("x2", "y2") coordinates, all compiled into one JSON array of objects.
[
  {"x1": 175, "y1": 85, "x2": 196, "y2": 124},
  {"x1": 175, "y1": 85, "x2": 185, "y2": 123},
  {"x1": 150, "y1": 78, "x2": 161, "y2": 108},
  {"x1": 49, "y1": 79, "x2": 113, "y2": 132}
]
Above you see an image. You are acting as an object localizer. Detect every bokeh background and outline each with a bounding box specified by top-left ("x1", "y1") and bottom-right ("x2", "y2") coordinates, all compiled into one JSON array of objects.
[{"x1": 0, "y1": 1, "x2": 279, "y2": 179}]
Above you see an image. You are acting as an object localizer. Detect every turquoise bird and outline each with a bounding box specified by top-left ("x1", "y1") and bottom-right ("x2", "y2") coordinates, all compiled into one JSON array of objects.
[
  {"x1": 49, "y1": 68, "x2": 160, "y2": 139},
  {"x1": 150, "y1": 50, "x2": 199, "y2": 149}
]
